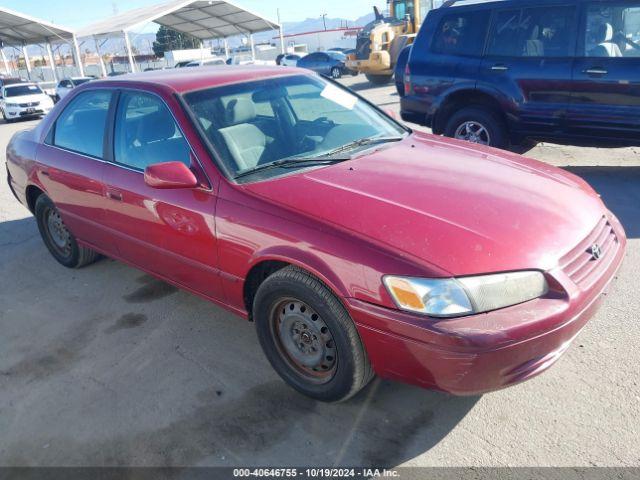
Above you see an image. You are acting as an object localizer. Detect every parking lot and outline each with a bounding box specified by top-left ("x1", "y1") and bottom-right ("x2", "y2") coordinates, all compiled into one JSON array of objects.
[{"x1": 0, "y1": 75, "x2": 639, "y2": 468}]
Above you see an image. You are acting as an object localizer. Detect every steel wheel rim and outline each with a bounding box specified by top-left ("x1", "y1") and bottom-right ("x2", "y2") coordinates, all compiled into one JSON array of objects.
[
  {"x1": 45, "y1": 207, "x2": 72, "y2": 258},
  {"x1": 454, "y1": 121, "x2": 491, "y2": 145},
  {"x1": 270, "y1": 298, "x2": 337, "y2": 384}
]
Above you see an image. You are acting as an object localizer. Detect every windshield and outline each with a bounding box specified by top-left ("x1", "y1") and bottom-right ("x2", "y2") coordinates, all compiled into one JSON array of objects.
[
  {"x1": 393, "y1": 0, "x2": 416, "y2": 21},
  {"x1": 183, "y1": 74, "x2": 406, "y2": 181},
  {"x1": 327, "y1": 51, "x2": 346, "y2": 61},
  {"x1": 4, "y1": 84, "x2": 43, "y2": 97}
]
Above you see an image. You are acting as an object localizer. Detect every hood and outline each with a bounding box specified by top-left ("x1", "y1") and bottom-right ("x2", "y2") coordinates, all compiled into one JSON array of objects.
[
  {"x1": 5, "y1": 93, "x2": 51, "y2": 105},
  {"x1": 243, "y1": 133, "x2": 605, "y2": 276}
]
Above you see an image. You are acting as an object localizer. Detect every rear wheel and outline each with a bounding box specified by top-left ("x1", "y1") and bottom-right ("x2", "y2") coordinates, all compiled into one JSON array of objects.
[
  {"x1": 330, "y1": 67, "x2": 342, "y2": 79},
  {"x1": 366, "y1": 73, "x2": 393, "y2": 85},
  {"x1": 254, "y1": 266, "x2": 373, "y2": 402},
  {"x1": 444, "y1": 107, "x2": 508, "y2": 150},
  {"x1": 34, "y1": 194, "x2": 100, "y2": 269}
]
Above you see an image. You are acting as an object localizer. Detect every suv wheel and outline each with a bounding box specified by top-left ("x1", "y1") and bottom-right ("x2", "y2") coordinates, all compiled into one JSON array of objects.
[
  {"x1": 254, "y1": 266, "x2": 374, "y2": 402},
  {"x1": 444, "y1": 107, "x2": 508, "y2": 150},
  {"x1": 35, "y1": 194, "x2": 100, "y2": 268}
]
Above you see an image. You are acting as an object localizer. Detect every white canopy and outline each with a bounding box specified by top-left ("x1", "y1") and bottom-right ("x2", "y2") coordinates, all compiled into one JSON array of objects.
[
  {"x1": 0, "y1": 7, "x2": 75, "y2": 45},
  {"x1": 77, "y1": 0, "x2": 280, "y2": 39},
  {"x1": 0, "y1": 7, "x2": 83, "y2": 79}
]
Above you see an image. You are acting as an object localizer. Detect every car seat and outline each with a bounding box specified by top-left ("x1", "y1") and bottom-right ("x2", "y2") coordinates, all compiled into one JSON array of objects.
[{"x1": 218, "y1": 98, "x2": 267, "y2": 171}]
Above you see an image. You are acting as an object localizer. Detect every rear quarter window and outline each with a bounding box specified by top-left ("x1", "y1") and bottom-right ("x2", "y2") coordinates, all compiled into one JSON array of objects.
[{"x1": 431, "y1": 10, "x2": 491, "y2": 56}]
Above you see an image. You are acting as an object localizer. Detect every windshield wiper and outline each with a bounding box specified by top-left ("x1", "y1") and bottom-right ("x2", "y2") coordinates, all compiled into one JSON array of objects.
[
  {"x1": 234, "y1": 156, "x2": 350, "y2": 180},
  {"x1": 321, "y1": 135, "x2": 405, "y2": 157}
]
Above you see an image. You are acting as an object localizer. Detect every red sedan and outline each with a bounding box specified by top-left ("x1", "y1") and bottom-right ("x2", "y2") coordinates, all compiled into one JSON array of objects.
[{"x1": 6, "y1": 67, "x2": 626, "y2": 402}]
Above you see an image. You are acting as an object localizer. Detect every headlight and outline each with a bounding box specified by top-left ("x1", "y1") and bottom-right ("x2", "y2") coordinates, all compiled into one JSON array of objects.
[{"x1": 383, "y1": 271, "x2": 548, "y2": 318}]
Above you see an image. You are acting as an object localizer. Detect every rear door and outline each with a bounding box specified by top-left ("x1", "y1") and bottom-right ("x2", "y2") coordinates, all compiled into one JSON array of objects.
[
  {"x1": 409, "y1": 9, "x2": 490, "y2": 103},
  {"x1": 101, "y1": 89, "x2": 224, "y2": 301},
  {"x1": 568, "y1": 1, "x2": 640, "y2": 140},
  {"x1": 479, "y1": 5, "x2": 578, "y2": 137},
  {"x1": 37, "y1": 89, "x2": 115, "y2": 253}
]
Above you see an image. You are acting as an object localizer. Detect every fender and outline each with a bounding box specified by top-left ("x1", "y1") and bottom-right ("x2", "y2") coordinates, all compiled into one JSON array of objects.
[{"x1": 247, "y1": 245, "x2": 351, "y2": 300}]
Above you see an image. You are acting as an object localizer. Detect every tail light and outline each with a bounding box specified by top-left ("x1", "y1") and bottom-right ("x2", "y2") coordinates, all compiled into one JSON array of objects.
[{"x1": 404, "y1": 63, "x2": 412, "y2": 96}]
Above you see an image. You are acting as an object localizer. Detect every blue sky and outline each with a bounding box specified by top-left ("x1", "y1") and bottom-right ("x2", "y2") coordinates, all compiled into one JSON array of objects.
[{"x1": 4, "y1": 0, "x2": 378, "y2": 29}]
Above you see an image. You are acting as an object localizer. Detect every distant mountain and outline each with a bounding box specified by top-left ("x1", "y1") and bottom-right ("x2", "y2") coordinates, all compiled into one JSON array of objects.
[{"x1": 282, "y1": 11, "x2": 375, "y2": 36}]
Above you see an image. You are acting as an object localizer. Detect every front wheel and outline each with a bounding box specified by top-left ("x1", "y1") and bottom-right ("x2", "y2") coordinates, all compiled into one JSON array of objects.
[
  {"x1": 330, "y1": 67, "x2": 342, "y2": 79},
  {"x1": 34, "y1": 194, "x2": 100, "y2": 269},
  {"x1": 254, "y1": 266, "x2": 373, "y2": 402},
  {"x1": 365, "y1": 73, "x2": 393, "y2": 85},
  {"x1": 444, "y1": 107, "x2": 508, "y2": 150}
]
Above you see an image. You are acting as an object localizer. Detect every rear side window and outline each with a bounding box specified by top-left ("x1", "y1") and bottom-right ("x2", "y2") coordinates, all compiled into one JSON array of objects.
[
  {"x1": 488, "y1": 6, "x2": 577, "y2": 57},
  {"x1": 53, "y1": 90, "x2": 112, "y2": 158},
  {"x1": 431, "y1": 11, "x2": 490, "y2": 56},
  {"x1": 114, "y1": 92, "x2": 191, "y2": 171}
]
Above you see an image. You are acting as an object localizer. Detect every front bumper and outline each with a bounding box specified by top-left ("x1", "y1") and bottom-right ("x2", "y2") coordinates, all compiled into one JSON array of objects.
[
  {"x1": 348, "y1": 214, "x2": 626, "y2": 396},
  {"x1": 4, "y1": 105, "x2": 51, "y2": 118}
]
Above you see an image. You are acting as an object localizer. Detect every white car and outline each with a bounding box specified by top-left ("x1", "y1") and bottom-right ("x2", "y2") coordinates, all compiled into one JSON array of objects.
[
  {"x1": 55, "y1": 77, "x2": 93, "y2": 101},
  {"x1": 185, "y1": 58, "x2": 226, "y2": 67},
  {"x1": 281, "y1": 54, "x2": 303, "y2": 67},
  {"x1": 0, "y1": 83, "x2": 54, "y2": 123}
]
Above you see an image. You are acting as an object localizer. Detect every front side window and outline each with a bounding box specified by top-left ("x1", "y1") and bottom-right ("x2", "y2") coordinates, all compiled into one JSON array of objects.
[
  {"x1": 183, "y1": 74, "x2": 406, "y2": 180},
  {"x1": 585, "y1": 3, "x2": 640, "y2": 57},
  {"x1": 488, "y1": 7, "x2": 576, "y2": 57},
  {"x1": 432, "y1": 11, "x2": 490, "y2": 56},
  {"x1": 114, "y1": 92, "x2": 191, "y2": 171},
  {"x1": 53, "y1": 90, "x2": 112, "y2": 158}
]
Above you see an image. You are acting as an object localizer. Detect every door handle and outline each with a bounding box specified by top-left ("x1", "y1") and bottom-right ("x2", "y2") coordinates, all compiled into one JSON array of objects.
[
  {"x1": 583, "y1": 68, "x2": 608, "y2": 75},
  {"x1": 491, "y1": 64, "x2": 509, "y2": 71},
  {"x1": 107, "y1": 190, "x2": 123, "y2": 202}
]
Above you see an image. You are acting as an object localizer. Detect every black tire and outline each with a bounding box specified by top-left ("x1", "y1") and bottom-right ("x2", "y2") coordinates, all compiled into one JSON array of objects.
[
  {"x1": 365, "y1": 73, "x2": 393, "y2": 85},
  {"x1": 444, "y1": 106, "x2": 508, "y2": 150},
  {"x1": 254, "y1": 266, "x2": 374, "y2": 402},
  {"x1": 330, "y1": 67, "x2": 342, "y2": 79},
  {"x1": 34, "y1": 194, "x2": 100, "y2": 269}
]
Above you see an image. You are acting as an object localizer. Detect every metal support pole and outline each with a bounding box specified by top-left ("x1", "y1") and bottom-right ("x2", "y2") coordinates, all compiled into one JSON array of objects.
[
  {"x1": 72, "y1": 35, "x2": 85, "y2": 77},
  {"x1": 123, "y1": 30, "x2": 136, "y2": 73},
  {"x1": 94, "y1": 36, "x2": 107, "y2": 77},
  {"x1": 1, "y1": 48, "x2": 10, "y2": 76},
  {"x1": 22, "y1": 44, "x2": 32, "y2": 79},
  {"x1": 250, "y1": 34, "x2": 256, "y2": 61},
  {"x1": 45, "y1": 41, "x2": 58, "y2": 82},
  {"x1": 224, "y1": 38, "x2": 230, "y2": 59},
  {"x1": 278, "y1": 9, "x2": 285, "y2": 54}
]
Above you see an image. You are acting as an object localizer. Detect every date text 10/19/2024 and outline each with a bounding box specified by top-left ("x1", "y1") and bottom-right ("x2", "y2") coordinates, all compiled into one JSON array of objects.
[{"x1": 233, "y1": 468, "x2": 400, "y2": 478}]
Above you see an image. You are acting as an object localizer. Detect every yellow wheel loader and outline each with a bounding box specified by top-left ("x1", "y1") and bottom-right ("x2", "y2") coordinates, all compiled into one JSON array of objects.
[{"x1": 347, "y1": 0, "x2": 433, "y2": 85}]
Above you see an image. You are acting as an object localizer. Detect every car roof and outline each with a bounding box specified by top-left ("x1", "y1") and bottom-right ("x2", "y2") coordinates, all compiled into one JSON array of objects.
[
  {"x1": 87, "y1": 65, "x2": 302, "y2": 94},
  {"x1": 4, "y1": 82, "x2": 37, "y2": 88}
]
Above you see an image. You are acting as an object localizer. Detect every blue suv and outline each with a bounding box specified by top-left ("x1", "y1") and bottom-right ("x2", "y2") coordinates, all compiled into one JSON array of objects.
[{"x1": 401, "y1": 0, "x2": 640, "y2": 149}]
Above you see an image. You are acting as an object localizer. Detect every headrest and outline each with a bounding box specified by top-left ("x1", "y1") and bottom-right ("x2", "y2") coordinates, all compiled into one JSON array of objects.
[
  {"x1": 604, "y1": 23, "x2": 614, "y2": 42},
  {"x1": 595, "y1": 23, "x2": 614, "y2": 43},
  {"x1": 139, "y1": 109, "x2": 176, "y2": 143},
  {"x1": 224, "y1": 98, "x2": 256, "y2": 126}
]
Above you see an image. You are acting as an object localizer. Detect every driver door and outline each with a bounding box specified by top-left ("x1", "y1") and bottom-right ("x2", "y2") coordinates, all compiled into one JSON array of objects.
[
  {"x1": 102, "y1": 90, "x2": 224, "y2": 301},
  {"x1": 568, "y1": 1, "x2": 640, "y2": 140}
]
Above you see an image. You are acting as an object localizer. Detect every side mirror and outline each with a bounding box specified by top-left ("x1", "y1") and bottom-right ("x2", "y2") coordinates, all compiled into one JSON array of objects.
[{"x1": 144, "y1": 161, "x2": 198, "y2": 189}]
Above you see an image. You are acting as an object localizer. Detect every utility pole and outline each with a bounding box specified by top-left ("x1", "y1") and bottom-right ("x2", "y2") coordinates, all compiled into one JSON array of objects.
[{"x1": 321, "y1": 13, "x2": 327, "y2": 31}]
